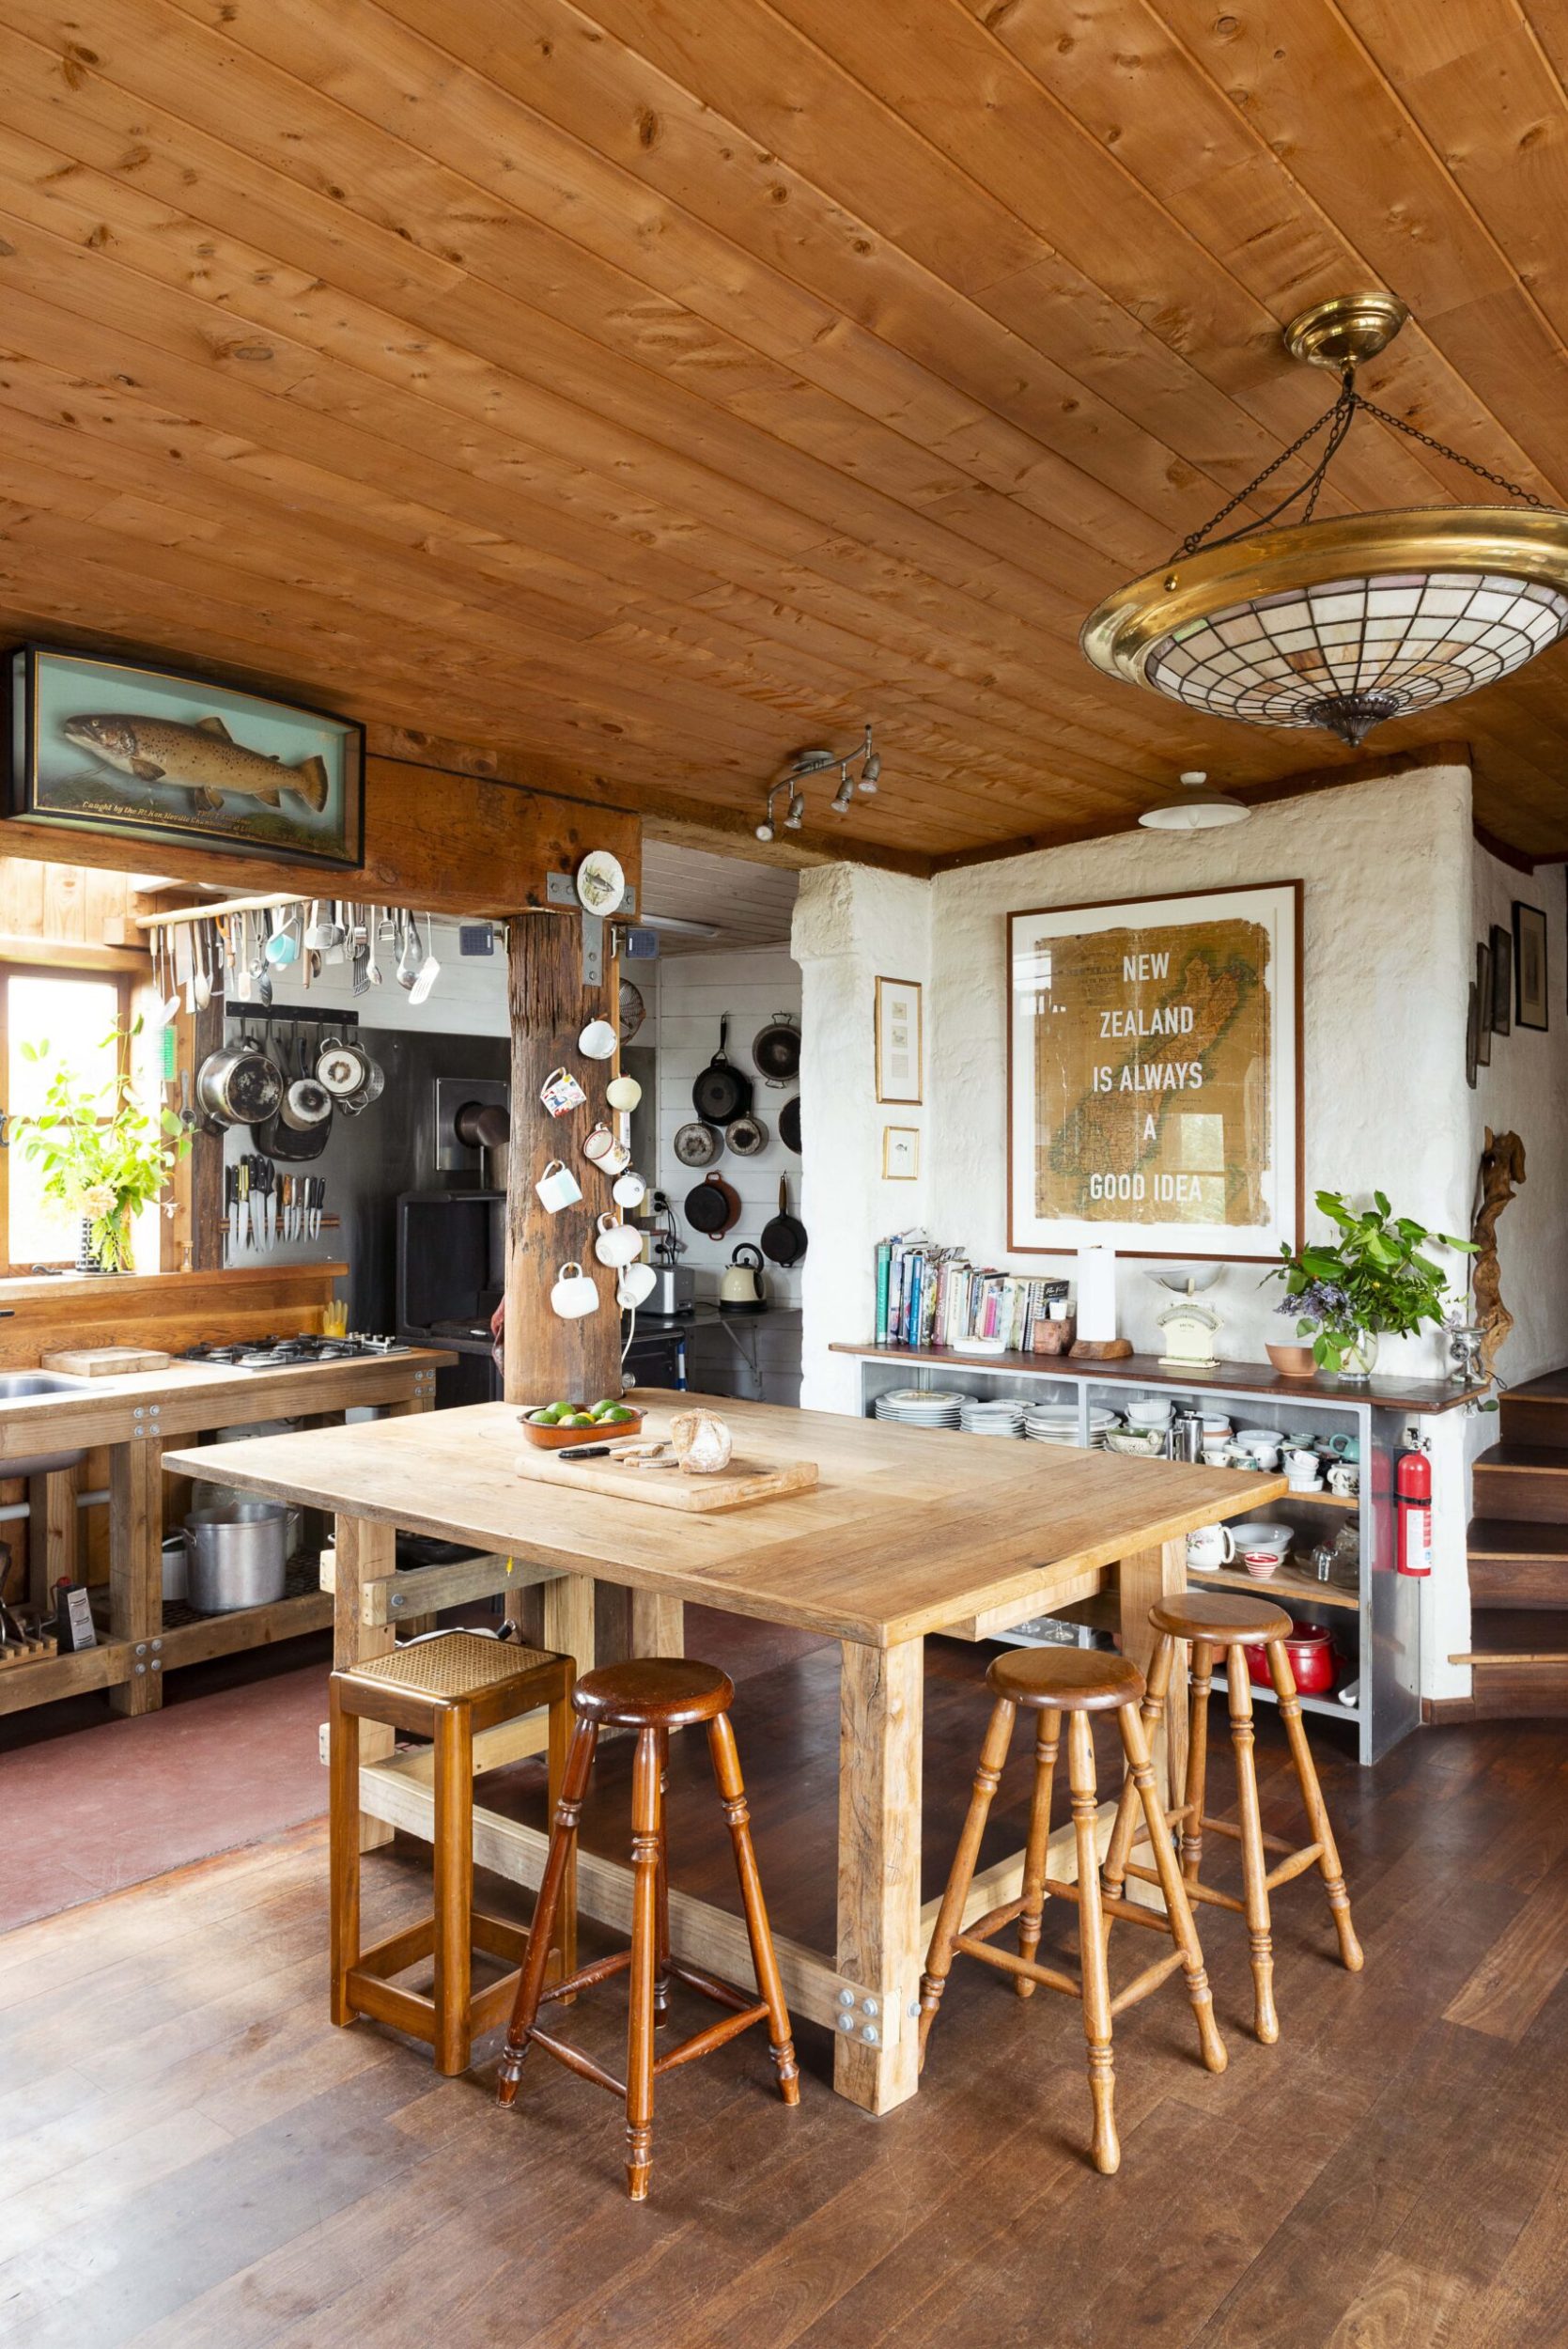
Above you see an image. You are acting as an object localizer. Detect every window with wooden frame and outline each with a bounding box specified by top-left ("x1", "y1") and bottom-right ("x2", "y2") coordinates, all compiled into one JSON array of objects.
[{"x1": 0, "y1": 964, "x2": 135, "y2": 1274}]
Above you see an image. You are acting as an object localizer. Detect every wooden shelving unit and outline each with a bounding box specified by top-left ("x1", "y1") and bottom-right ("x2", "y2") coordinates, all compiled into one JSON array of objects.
[{"x1": 1200, "y1": 1563, "x2": 1360, "y2": 1612}]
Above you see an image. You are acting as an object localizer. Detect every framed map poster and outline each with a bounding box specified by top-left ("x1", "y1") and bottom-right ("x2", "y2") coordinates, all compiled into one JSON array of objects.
[{"x1": 1007, "y1": 880, "x2": 1301, "y2": 1261}]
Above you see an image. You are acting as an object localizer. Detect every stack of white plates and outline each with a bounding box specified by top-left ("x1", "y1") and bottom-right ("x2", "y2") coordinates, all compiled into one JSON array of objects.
[
  {"x1": 1022, "y1": 1403, "x2": 1123, "y2": 1448},
  {"x1": 875, "y1": 1387, "x2": 970, "y2": 1429},
  {"x1": 958, "y1": 1396, "x2": 1028, "y2": 1438}
]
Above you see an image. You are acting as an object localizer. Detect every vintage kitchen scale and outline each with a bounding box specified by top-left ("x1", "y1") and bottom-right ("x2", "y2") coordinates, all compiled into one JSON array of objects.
[{"x1": 1147, "y1": 1263, "x2": 1224, "y2": 1372}]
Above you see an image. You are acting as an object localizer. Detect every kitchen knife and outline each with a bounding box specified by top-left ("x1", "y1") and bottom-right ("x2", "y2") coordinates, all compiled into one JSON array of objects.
[
  {"x1": 308, "y1": 1177, "x2": 323, "y2": 1241},
  {"x1": 262, "y1": 1159, "x2": 276, "y2": 1252},
  {"x1": 226, "y1": 1164, "x2": 240, "y2": 1261},
  {"x1": 249, "y1": 1157, "x2": 264, "y2": 1253}
]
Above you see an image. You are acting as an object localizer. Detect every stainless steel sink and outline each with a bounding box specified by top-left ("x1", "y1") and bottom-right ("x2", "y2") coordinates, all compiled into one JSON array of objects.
[{"x1": 0, "y1": 1371, "x2": 91, "y2": 1476}]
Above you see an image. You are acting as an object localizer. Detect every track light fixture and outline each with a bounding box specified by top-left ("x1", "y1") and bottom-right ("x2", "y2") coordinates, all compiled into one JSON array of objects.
[{"x1": 754, "y1": 724, "x2": 882, "y2": 840}]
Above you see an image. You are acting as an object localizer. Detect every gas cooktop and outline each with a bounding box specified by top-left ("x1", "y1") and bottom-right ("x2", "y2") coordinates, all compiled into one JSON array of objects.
[{"x1": 181, "y1": 1333, "x2": 411, "y2": 1371}]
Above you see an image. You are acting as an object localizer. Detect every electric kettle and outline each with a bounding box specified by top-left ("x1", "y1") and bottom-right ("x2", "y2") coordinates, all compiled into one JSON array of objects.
[{"x1": 719, "y1": 1242, "x2": 768, "y2": 1315}]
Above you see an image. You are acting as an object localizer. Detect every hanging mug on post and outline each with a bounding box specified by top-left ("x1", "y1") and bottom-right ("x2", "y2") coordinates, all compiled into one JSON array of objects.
[
  {"x1": 536, "y1": 1159, "x2": 582, "y2": 1214},
  {"x1": 578, "y1": 1019, "x2": 618, "y2": 1062},
  {"x1": 593, "y1": 1213, "x2": 644, "y2": 1269},
  {"x1": 616, "y1": 1261, "x2": 658, "y2": 1309},
  {"x1": 540, "y1": 1066, "x2": 587, "y2": 1119},
  {"x1": 582, "y1": 1122, "x2": 630, "y2": 1177},
  {"x1": 550, "y1": 1262, "x2": 599, "y2": 1319},
  {"x1": 606, "y1": 1072, "x2": 642, "y2": 1112},
  {"x1": 612, "y1": 1168, "x2": 647, "y2": 1209}
]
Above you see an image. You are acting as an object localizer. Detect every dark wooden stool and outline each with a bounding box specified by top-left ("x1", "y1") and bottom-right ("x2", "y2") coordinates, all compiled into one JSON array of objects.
[
  {"x1": 329, "y1": 1630, "x2": 574, "y2": 2076},
  {"x1": 919, "y1": 1646, "x2": 1225, "y2": 2176},
  {"x1": 497, "y1": 1657, "x2": 800, "y2": 2201},
  {"x1": 1103, "y1": 1590, "x2": 1363, "y2": 2045}
]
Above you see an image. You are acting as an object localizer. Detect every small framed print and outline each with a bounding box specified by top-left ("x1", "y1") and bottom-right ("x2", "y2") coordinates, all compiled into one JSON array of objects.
[
  {"x1": 875, "y1": 976, "x2": 923, "y2": 1104},
  {"x1": 1514, "y1": 899, "x2": 1548, "y2": 1032},
  {"x1": 1475, "y1": 941, "x2": 1492, "y2": 1066},
  {"x1": 1466, "y1": 980, "x2": 1481, "y2": 1090},
  {"x1": 882, "y1": 1125, "x2": 920, "y2": 1180},
  {"x1": 1489, "y1": 923, "x2": 1513, "y2": 1035}
]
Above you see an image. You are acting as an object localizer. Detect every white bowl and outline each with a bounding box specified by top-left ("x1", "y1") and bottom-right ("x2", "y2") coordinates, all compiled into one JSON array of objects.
[{"x1": 1230, "y1": 1521, "x2": 1293, "y2": 1550}]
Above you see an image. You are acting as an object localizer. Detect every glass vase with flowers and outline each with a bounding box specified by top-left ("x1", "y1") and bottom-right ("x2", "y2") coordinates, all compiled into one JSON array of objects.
[{"x1": 14, "y1": 1026, "x2": 190, "y2": 1273}]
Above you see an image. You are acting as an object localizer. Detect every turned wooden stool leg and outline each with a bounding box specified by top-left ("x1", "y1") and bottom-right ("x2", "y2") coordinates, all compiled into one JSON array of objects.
[
  {"x1": 625, "y1": 1725, "x2": 664, "y2": 2201},
  {"x1": 432, "y1": 1705, "x2": 475, "y2": 2076},
  {"x1": 1119, "y1": 1701, "x2": 1227, "y2": 2077},
  {"x1": 1267, "y1": 1640, "x2": 1364, "y2": 1974},
  {"x1": 918, "y1": 1695, "x2": 1017, "y2": 2062},
  {"x1": 707, "y1": 1709, "x2": 801, "y2": 2104},
  {"x1": 652, "y1": 1729, "x2": 672, "y2": 2021},
  {"x1": 497, "y1": 1715, "x2": 598, "y2": 2106},
  {"x1": 1103, "y1": 1635, "x2": 1177, "y2": 1903},
  {"x1": 328, "y1": 1683, "x2": 360, "y2": 2028},
  {"x1": 546, "y1": 1671, "x2": 577, "y2": 1987},
  {"x1": 1225, "y1": 1650, "x2": 1279, "y2": 2045},
  {"x1": 1067, "y1": 1710, "x2": 1118, "y2": 2175},
  {"x1": 1183, "y1": 1639, "x2": 1215, "y2": 1882},
  {"x1": 1016, "y1": 1707, "x2": 1062, "y2": 1994}
]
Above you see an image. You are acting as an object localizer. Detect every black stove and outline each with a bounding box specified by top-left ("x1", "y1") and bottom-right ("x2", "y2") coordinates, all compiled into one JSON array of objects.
[{"x1": 181, "y1": 1333, "x2": 410, "y2": 1371}]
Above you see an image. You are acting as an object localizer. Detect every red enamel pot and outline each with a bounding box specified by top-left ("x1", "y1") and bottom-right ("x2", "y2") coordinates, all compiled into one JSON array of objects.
[{"x1": 1241, "y1": 1620, "x2": 1337, "y2": 1698}]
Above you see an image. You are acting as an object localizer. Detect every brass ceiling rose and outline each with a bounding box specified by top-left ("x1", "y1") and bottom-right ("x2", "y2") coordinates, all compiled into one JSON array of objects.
[{"x1": 1080, "y1": 291, "x2": 1568, "y2": 748}]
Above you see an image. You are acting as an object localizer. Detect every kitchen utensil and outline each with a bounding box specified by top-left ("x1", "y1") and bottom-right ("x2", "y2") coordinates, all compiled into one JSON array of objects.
[
  {"x1": 1186, "y1": 1523, "x2": 1236, "y2": 1572},
  {"x1": 719, "y1": 1242, "x2": 768, "y2": 1313},
  {"x1": 617, "y1": 1261, "x2": 659, "y2": 1309},
  {"x1": 1241, "y1": 1622, "x2": 1336, "y2": 1697},
  {"x1": 618, "y1": 977, "x2": 646, "y2": 1041},
  {"x1": 40, "y1": 1345, "x2": 172, "y2": 1376},
  {"x1": 1231, "y1": 1520, "x2": 1293, "y2": 1578},
  {"x1": 409, "y1": 918, "x2": 442, "y2": 1005},
  {"x1": 759, "y1": 1174, "x2": 807, "y2": 1266},
  {"x1": 594, "y1": 1213, "x2": 644, "y2": 1268},
  {"x1": 316, "y1": 1035, "x2": 369, "y2": 1098},
  {"x1": 1235, "y1": 1430, "x2": 1281, "y2": 1471},
  {"x1": 778, "y1": 1095, "x2": 800, "y2": 1155},
  {"x1": 606, "y1": 1073, "x2": 642, "y2": 1112},
  {"x1": 550, "y1": 1262, "x2": 600, "y2": 1319},
  {"x1": 364, "y1": 908, "x2": 382, "y2": 988},
  {"x1": 280, "y1": 1076, "x2": 332, "y2": 1130},
  {"x1": 578, "y1": 1018, "x2": 618, "y2": 1060},
  {"x1": 612, "y1": 1168, "x2": 647, "y2": 1209},
  {"x1": 673, "y1": 1120, "x2": 722, "y2": 1168},
  {"x1": 536, "y1": 1159, "x2": 582, "y2": 1213},
  {"x1": 161, "y1": 1533, "x2": 189, "y2": 1604},
  {"x1": 195, "y1": 1036, "x2": 285, "y2": 1128},
  {"x1": 582, "y1": 1122, "x2": 630, "y2": 1176},
  {"x1": 396, "y1": 910, "x2": 421, "y2": 990},
  {"x1": 265, "y1": 905, "x2": 300, "y2": 966},
  {"x1": 575, "y1": 848, "x2": 626, "y2": 915},
  {"x1": 337, "y1": 1047, "x2": 385, "y2": 1117},
  {"x1": 256, "y1": 1099, "x2": 332, "y2": 1161},
  {"x1": 192, "y1": 920, "x2": 211, "y2": 1010},
  {"x1": 691, "y1": 1016, "x2": 753, "y2": 1126},
  {"x1": 750, "y1": 1012, "x2": 800, "y2": 1087},
  {"x1": 520, "y1": 1406, "x2": 645, "y2": 1452},
  {"x1": 541, "y1": 1066, "x2": 588, "y2": 1119},
  {"x1": 184, "y1": 1502, "x2": 288, "y2": 1611},
  {"x1": 684, "y1": 1171, "x2": 741, "y2": 1237},
  {"x1": 724, "y1": 1112, "x2": 768, "y2": 1157}
]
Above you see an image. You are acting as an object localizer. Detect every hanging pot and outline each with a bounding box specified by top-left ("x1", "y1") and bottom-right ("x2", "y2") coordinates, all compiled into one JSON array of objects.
[
  {"x1": 760, "y1": 1174, "x2": 808, "y2": 1267},
  {"x1": 724, "y1": 1111, "x2": 768, "y2": 1157},
  {"x1": 751, "y1": 1012, "x2": 800, "y2": 1088},
  {"x1": 618, "y1": 976, "x2": 646, "y2": 1043},
  {"x1": 779, "y1": 1095, "x2": 801, "y2": 1155},
  {"x1": 674, "y1": 1119, "x2": 723, "y2": 1168},
  {"x1": 194, "y1": 1035, "x2": 284, "y2": 1128},
  {"x1": 254, "y1": 1101, "x2": 332, "y2": 1161},
  {"x1": 691, "y1": 1015, "x2": 753, "y2": 1126},
  {"x1": 684, "y1": 1171, "x2": 741, "y2": 1238},
  {"x1": 316, "y1": 1034, "x2": 370, "y2": 1100},
  {"x1": 280, "y1": 1077, "x2": 333, "y2": 1132}
]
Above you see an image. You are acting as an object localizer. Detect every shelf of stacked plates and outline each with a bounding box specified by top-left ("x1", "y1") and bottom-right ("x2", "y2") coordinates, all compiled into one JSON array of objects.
[{"x1": 849, "y1": 1347, "x2": 1469, "y2": 1765}]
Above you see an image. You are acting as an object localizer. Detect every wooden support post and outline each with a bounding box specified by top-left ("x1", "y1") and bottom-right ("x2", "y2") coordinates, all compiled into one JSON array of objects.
[
  {"x1": 630, "y1": 1589, "x2": 685, "y2": 1660},
  {"x1": 26, "y1": 1464, "x2": 82, "y2": 1612},
  {"x1": 108, "y1": 1438, "x2": 163, "y2": 1716},
  {"x1": 334, "y1": 1515, "x2": 397, "y2": 1851},
  {"x1": 183, "y1": 988, "x2": 227, "y2": 1272},
  {"x1": 1117, "y1": 1538, "x2": 1188, "y2": 1807},
  {"x1": 836, "y1": 1639, "x2": 924, "y2": 2114}
]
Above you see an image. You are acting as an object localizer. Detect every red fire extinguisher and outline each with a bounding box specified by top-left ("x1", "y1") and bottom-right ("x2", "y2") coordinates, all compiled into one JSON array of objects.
[{"x1": 1396, "y1": 1437, "x2": 1433, "y2": 1578}]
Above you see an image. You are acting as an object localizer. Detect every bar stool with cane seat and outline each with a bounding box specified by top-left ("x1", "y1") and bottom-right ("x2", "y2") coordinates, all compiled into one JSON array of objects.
[
  {"x1": 919, "y1": 1646, "x2": 1226, "y2": 2176},
  {"x1": 329, "y1": 1630, "x2": 575, "y2": 2077},
  {"x1": 497, "y1": 1657, "x2": 800, "y2": 2201},
  {"x1": 1102, "y1": 1589, "x2": 1363, "y2": 2045}
]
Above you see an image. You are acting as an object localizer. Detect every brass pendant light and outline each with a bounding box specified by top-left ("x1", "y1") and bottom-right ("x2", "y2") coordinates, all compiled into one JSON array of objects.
[{"x1": 1080, "y1": 294, "x2": 1568, "y2": 747}]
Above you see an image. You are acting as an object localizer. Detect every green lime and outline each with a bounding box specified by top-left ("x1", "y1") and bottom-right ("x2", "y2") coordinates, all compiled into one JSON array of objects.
[{"x1": 604, "y1": 1404, "x2": 635, "y2": 1423}]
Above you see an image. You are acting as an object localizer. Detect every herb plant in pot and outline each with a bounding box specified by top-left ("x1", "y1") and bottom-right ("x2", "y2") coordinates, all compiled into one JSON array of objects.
[
  {"x1": 1265, "y1": 1190, "x2": 1474, "y2": 1386},
  {"x1": 15, "y1": 1029, "x2": 190, "y2": 1274}
]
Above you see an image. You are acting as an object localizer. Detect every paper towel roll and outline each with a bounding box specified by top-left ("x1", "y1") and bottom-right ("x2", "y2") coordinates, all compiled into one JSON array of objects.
[{"x1": 1077, "y1": 1245, "x2": 1118, "y2": 1344}]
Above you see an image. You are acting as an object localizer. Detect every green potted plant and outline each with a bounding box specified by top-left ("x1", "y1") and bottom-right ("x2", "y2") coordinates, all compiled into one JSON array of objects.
[
  {"x1": 15, "y1": 1028, "x2": 190, "y2": 1274},
  {"x1": 1265, "y1": 1189, "x2": 1474, "y2": 1384}
]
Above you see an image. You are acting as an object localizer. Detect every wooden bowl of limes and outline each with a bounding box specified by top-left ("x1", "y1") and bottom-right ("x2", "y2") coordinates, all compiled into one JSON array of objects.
[{"x1": 520, "y1": 1398, "x2": 645, "y2": 1450}]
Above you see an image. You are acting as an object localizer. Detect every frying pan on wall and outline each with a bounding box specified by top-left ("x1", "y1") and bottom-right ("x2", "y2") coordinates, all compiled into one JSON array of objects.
[
  {"x1": 691, "y1": 1016, "x2": 753, "y2": 1126},
  {"x1": 778, "y1": 1095, "x2": 800, "y2": 1155},
  {"x1": 760, "y1": 1174, "x2": 807, "y2": 1267},
  {"x1": 751, "y1": 1013, "x2": 800, "y2": 1087},
  {"x1": 724, "y1": 1111, "x2": 768, "y2": 1157},
  {"x1": 685, "y1": 1171, "x2": 742, "y2": 1238},
  {"x1": 674, "y1": 1119, "x2": 723, "y2": 1168}
]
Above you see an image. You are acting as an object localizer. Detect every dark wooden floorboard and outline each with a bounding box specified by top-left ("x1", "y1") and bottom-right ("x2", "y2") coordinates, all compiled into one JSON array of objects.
[{"x1": 3, "y1": 1641, "x2": 1567, "y2": 2347}]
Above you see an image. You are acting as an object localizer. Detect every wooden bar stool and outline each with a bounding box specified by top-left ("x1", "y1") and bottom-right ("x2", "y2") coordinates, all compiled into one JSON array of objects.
[
  {"x1": 330, "y1": 1630, "x2": 574, "y2": 2076},
  {"x1": 497, "y1": 1657, "x2": 800, "y2": 2201},
  {"x1": 919, "y1": 1647, "x2": 1225, "y2": 2176},
  {"x1": 1103, "y1": 1590, "x2": 1363, "y2": 2045}
]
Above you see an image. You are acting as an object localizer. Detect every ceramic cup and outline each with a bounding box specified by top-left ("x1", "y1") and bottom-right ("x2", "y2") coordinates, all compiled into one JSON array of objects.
[
  {"x1": 1327, "y1": 1462, "x2": 1360, "y2": 1497},
  {"x1": 616, "y1": 1261, "x2": 659, "y2": 1310},
  {"x1": 535, "y1": 1158, "x2": 582, "y2": 1214},
  {"x1": 1241, "y1": 1543, "x2": 1287, "y2": 1578},
  {"x1": 1186, "y1": 1523, "x2": 1236, "y2": 1573},
  {"x1": 550, "y1": 1262, "x2": 599, "y2": 1319},
  {"x1": 1203, "y1": 1442, "x2": 1235, "y2": 1469},
  {"x1": 581, "y1": 1123, "x2": 630, "y2": 1176},
  {"x1": 1238, "y1": 1435, "x2": 1281, "y2": 1471},
  {"x1": 606, "y1": 1073, "x2": 643, "y2": 1112},
  {"x1": 577, "y1": 1019, "x2": 618, "y2": 1061},
  {"x1": 540, "y1": 1066, "x2": 587, "y2": 1119},
  {"x1": 1325, "y1": 1432, "x2": 1359, "y2": 1460},
  {"x1": 593, "y1": 1212, "x2": 644, "y2": 1269},
  {"x1": 612, "y1": 1168, "x2": 647, "y2": 1209}
]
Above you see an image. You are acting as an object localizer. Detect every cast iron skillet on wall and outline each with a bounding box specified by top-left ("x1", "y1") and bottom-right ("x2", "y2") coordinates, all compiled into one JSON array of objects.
[
  {"x1": 751, "y1": 1013, "x2": 800, "y2": 1088},
  {"x1": 760, "y1": 1174, "x2": 807, "y2": 1266},
  {"x1": 778, "y1": 1095, "x2": 800, "y2": 1155},
  {"x1": 691, "y1": 1016, "x2": 753, "y2": 1126},
  {"x1": 684, "y1": 1170, "x2": 742, "y2": 1238}
]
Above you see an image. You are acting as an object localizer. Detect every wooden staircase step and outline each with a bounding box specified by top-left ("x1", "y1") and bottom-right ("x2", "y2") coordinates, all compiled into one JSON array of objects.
[
  {"x1": 1471, "y1": 1445, "x2": 1568, "y2": 1523},
  {"x1": 1467, "y1": 1519, "x2": 1568, "y2": 1608},
  {"x1": 1446, "y1": 1607, "x2": 1568, "y2": 1719}
]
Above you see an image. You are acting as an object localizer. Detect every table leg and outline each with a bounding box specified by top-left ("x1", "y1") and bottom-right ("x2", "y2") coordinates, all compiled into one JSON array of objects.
[
  {"x1": 543, "y1": 1572, "x2": 596, "y2": 1678},
  {"x1": 334, "y1": 1514, "x2": 397, "y2": 1851},
  {"x1": 108, "y1": 1439, "x2": 163, "y2": 1717},
  {"x1": 835, "y1": 1638, "x2": 924, "y2": 2114},
  {"x1": 629, "y1": 1590, "x2": 684, "y2": 1659},
  {"x1": 27, "y1": 1464, "x2": 82, "y2": 1613},
  {"x1": 1117, "y1": 1538, "x2": 1188, "y2": 1806}
]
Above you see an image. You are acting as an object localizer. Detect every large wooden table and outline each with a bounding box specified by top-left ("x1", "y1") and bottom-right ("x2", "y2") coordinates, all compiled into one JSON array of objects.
[{"x1": 163, "y1": 1393, "x2": 1286, "y2": 2113}]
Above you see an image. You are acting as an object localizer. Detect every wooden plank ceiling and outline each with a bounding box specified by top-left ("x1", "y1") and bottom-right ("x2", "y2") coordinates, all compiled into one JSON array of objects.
[{"x1": 0, "y1": 0, "x2": 1567, "y2": 868}]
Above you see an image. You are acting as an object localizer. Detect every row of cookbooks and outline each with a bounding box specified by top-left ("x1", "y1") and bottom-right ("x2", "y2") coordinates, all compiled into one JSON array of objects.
[{"x1": 875, "y1": 1232, "x2": 1071, "y2": 1352}]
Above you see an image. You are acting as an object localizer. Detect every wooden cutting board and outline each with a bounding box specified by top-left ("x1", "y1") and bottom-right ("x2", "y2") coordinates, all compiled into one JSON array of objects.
[
  {"x1": 513, "y1": 1443, "x2": 818, "y2": 1512},
  {"x1": 40, "y1": 1345, "x2": 173, "y2": 1377}
]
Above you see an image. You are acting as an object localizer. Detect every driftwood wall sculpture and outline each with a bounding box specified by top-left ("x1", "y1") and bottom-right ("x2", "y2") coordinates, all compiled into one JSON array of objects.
[{"x1": 1472, "y1": 1129, "x2": 1526, "y2": 1379}]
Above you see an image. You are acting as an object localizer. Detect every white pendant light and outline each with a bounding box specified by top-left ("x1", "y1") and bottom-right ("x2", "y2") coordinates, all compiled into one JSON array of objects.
[{"x1": 1139, "y1": 770, "x2": 1250, "y2": 831}]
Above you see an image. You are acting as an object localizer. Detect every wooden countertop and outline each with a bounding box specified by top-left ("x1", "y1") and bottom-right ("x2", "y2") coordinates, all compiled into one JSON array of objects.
[
  {"x1": 161, "y1": 1392, "x2": 1289, "y2": 1648},
  {"x1": 831, "y1": 1340, "x2": 1484, "y2": 1416}
]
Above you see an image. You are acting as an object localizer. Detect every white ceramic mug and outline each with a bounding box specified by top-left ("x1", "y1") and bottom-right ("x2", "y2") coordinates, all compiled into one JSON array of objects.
[
  {"x1": 1239, "y1": 1435, "x2": 1281, "y2": 1471},
  {"x1": 593, "y1": 1213, "x2": 644, "y2": 1268},
  {"x1": 540, "y1": 1066, "x2": 587, "y2": 1119},
  {"x1": 581, "y1": 1123, "x2": 630, "y2": 1176},
  {"x1": 578, "y1": 1019, "x2": 618, "y2": 1061},
  {"x1": 616, "y1": 1261, "x2": 659, "y2": 1309},
  {"x1": 1186, "y1": 1523, "x2": 1236, "y2": 1573},
  {"x1": 1327, "y1": 1461, "x2": 1360, "y2": 1497},
  {"x1": 612, "y1": 1168, "x2": 647, "y2": 1209},
  {"x1": 606, "y1": 1073, "x2": 642, "y2": 1112},
  {"x1": 535, "y1": 1159, "x2": 582, "y2": 1214},
  {"x1": 550, "y1": 1262, "x2": 599, "y2": 1319},
  {"x1": 1203, "y1": 1442, "x2": 1234, "y2": 1468}
]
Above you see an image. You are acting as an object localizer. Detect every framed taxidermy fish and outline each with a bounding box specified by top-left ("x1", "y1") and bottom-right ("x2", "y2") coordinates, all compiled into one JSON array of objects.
[{"x1": 8, "y1": 646, "x2": 365, "y2": 870}]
